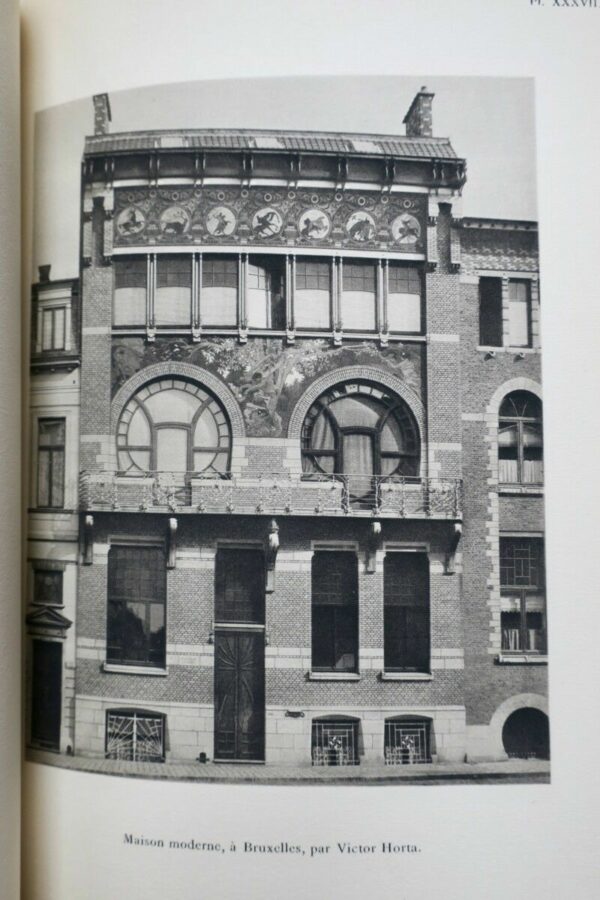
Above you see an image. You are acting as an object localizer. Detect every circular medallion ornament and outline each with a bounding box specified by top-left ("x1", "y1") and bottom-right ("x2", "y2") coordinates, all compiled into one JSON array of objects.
[
  {"x1": 205, "y1": 206, "x2": 237, "y2": 237},
  {"x1": 298, "y1": 208, "x2": 331, "y2": 240},
  {"x1": 252, "y1": 207, "x2": 283, "y2": 238},
  {"x1": 159, "y1": 205, "x2": 191, "y2": 236},
  {"x1": 346, "y1": 210, "x2": 376, "y2": 242},
  {"x1": 391, "y1": 213, "x2": 421, "y2": 245},
  {"x1": 116, "y1": 206, "x2": 146, "y2": 237}
]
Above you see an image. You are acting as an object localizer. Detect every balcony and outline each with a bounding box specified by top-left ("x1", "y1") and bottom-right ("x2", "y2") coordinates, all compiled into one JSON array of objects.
[{"x1": 80, "y1": 471, "x2": 462, "y2": 520}]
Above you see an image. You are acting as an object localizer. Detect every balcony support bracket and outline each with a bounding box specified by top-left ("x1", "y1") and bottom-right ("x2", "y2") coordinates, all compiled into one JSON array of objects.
[{"x1": 444, "y1": 523, "x2": 463, "y2": 575}]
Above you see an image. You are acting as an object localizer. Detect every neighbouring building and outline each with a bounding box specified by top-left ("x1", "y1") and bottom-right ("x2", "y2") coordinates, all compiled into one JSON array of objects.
[{"x1": 27, "y1": 87, "x2": 549, "y2": 770}]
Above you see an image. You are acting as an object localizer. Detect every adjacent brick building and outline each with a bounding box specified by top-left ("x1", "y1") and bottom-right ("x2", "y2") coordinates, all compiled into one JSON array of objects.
[{"x1": 27, "y1": 88, "x2": 549, "y2": 771}]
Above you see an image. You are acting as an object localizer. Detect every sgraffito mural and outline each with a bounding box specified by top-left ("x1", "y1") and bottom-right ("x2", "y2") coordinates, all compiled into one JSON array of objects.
[
  {"x1": 112, "y1": 337, "x2": 423, "y2": 437},
  {"x1": 113, "y1": 186, "x2": 426, "y2": 255}
]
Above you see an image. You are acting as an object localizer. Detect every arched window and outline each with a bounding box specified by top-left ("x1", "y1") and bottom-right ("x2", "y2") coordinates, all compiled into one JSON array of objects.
[
  {"x1": 498, "y1": 391, "x2": 543, "y2": 485},
  {"x1": 384, "y1": 716, "x2": 433, "y2": 765},
  {"x1": 116, "y1": 378, "x2": 231, "y2": 475},
  {"x1": 301, "y1": 381, "x2": 420, "y2": 487}
]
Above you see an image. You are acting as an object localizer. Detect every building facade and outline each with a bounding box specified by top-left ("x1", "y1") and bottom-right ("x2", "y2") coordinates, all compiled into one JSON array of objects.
[{"x1": 27, "y1": 88, "x2": 549, "y2": 769}]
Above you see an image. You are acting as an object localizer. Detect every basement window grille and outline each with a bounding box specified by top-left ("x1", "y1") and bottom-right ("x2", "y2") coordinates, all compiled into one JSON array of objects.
[
  {"x1": 105, "y1": 709, "x2": 165, "y2": 762},
  {"x1": 311, "y1": 718, "x2": 359, "y2": 766},
  {"x1": 384, "y1": 718, "x2": 431, "y2": 765}
]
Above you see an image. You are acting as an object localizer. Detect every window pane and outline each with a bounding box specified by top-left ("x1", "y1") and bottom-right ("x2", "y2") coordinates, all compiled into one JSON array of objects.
[
  {"x1": 39, "y1": 420, "x2": 65, "y2": 446},
  {"x1": 500, "y1": 539, "x2": 544, "y2": 588},
  {"x1": 215, "y1": 549, "x2": 265, "y2": 623},
  {"x1": 53, "y1": 308, "x2": 66, "y2": 349},
  {"x1": 479, "y1": 277, "x2": 503, "y2": 346},
  {"x1": 384, "y1": 553, "x2": 430, "y2": 671},
  {"x1": 114, "y1": 259, "x2": 147, "y2": 326},
  {"x1": 155, "y1": 428, "x2": 188, "y2": 472},
  {"x1": 295, "y1": 260, "x2": 331, "y2": 329},
  {"x1": 34, "y1": 570, "x2": 63, "y2": 605},
  {"x1": 388, "y1": 292, "x2": 421, "y2": 332},
  {"x1": 311, "y1": 552, "x2": 358, "y2": 672},
  {"x1": 42, "y1": 310, "x2": 53, "y2": 349},
  {"x1": 107, "y1": 546, "x2": 166, "y2": 667},
  {"x1": 342, "y1": 262, "x2": 376, "y2": 331},
  {"x1": 155, "y1": 257, "x2": 191, "y2": 325},
  {"x1": 50, "y1": 450, "x2": 65, "y2": 507},
  {"x1": 507, "y1": 281, "x2": 530, "y2": 347}
]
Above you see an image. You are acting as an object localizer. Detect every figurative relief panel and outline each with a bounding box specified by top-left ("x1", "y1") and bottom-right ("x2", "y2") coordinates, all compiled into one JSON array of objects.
[
  {"x1": 113, "y1": 187, "x2": 426, "y2": 254},
  {"x1": 112, "y1": 337, "x2": 422, "y2": 437}
]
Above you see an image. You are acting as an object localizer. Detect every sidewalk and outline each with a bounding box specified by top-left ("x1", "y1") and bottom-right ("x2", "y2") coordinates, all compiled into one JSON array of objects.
[{"x1": 26, "y1": 750, "x2": 550, "y2": 785}]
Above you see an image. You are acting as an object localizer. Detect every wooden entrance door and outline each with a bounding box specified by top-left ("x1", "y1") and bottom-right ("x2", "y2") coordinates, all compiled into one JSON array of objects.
[
  {"x1": 31, "y1": 639, "x2": 62, "y2": 751},
  {"x1": 214, "y1": 630, "x2": 265, "y2": 761}
]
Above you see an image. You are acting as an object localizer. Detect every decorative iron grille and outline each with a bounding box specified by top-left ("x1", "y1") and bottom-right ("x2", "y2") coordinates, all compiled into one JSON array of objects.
[
  {"x1": 384, "y1": 718, "x2": 431, "y2": 765},
  {"x1": 105, "y1": 710, "x2": 165, "y2": 762},
  {"x1": 311, "y1": 719, "x2": 359, "y2": 766}
]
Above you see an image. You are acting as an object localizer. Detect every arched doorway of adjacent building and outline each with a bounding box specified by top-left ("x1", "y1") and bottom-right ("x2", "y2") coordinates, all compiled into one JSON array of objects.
[{"x1": 502, "y1": 708, "x2": 549, "y2": 759}]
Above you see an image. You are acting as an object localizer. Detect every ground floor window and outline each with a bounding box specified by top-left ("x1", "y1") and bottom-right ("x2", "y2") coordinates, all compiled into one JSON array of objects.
[
  {"x1": 384, "y1": 717, "x2": 432, "y2": 764},
  {"x1": 311, "y1": 717, "x2": 359, "y2": 766},
  {"x1": 502, "y1": 708, "x2": 549, "y2": 760},
  {"x1": 105, "y1": 709, "x2": 166, "y2": 762}
]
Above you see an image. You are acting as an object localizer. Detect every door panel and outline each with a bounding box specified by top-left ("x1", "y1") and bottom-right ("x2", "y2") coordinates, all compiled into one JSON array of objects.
[
  {"x1": 214, "y1": 631, "x2": 264, "y2": 761},
  {"x1": 31, "y1": 639, "x2": 62, "y2": 750}
]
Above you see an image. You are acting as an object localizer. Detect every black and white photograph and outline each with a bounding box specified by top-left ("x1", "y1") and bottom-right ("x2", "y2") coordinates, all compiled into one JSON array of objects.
[{"x1": 26, "y1": 76, "x2": 549, "y2": 783}]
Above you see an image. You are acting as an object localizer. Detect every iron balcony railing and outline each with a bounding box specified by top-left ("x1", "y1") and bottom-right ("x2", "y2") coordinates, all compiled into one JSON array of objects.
[{"x1": 80, "y1": 470, "x2": 462, "y2": 520}]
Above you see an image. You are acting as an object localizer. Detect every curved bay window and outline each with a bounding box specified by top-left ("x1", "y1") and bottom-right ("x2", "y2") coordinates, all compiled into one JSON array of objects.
[
  {"x1": 301, "y1": 381, "x2": 420, "y2": 499},
  {"x1": 116, "y1": 378, "x2": 231, "y2": 475},
  {"x1": 498, "y1": 392, "x2": 543, "y2": 485}
]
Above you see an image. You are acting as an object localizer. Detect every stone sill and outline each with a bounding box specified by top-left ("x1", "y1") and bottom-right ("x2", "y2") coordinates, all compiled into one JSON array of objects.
[
  {"x1": 495, "y1": 654, "x2": 548, "y2": 666},
  {"x1": 499, "y1": 485, "x2": 543, "y2": 496},
  {"x1": 102, "y1": 663, "x2": 168, "y2": 676},
  {"x1": 307, "y1": 672, "x2": 361, "y2": 681},
  {"x1": 379, "y1": 671, "x2": 433, "y2": 681},
  {"x1": 477, "y1": 346, "x2": 540, "y2": 355}
]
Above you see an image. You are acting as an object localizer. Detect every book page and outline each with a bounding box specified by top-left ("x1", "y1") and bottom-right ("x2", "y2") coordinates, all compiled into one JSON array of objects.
[
  {"x1": 19, "y1": 2, "x2": 600, "y2": 899},
  {"x1": 0, "y1": 2, "x2": 22, "y2": 900}
]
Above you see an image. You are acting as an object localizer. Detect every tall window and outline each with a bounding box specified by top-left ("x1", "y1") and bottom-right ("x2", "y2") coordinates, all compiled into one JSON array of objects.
[
  {"x1": 155, "y1": 256, "x2": 192, "y2": 326},
  {"x1": 500, "y1": 537, "x2": 546, "y2": 654},
  {"x1": 41, "y1": 307, "x2": 66, "y2": 350},
  {"x1": 37, "y1": 418, "x2": 65, "y2": 508},
  {"x1": 384, "y1": 553, "x2": 430, "y2": 672},
  {"x1": 201, "y1": 255, "x2": 238, "y2": 326},
  {"x1": 301, "y1": 381, "x2": 420, "y2": 493},
  {"x1": 247, "y1": 257, "x2": 286, "y2": 329},
  {"x1": 341, "y1": 261, "x2": 377, "y2": 331},
  {"x1": 479, "y1": 277, "x2": 503, "y2": 346},
  {"x1": 295, "y1": 259, "x2": 331, "y2": 330},
  {"x1": 498, "y1": 392, "x2": 543, "y2": 485},
  {"x1": 311, "y1": 551, "x2": 358, "y2": 672},
  {"x1": 388, "y1": 264, "x2": 421, "y2": 332},
  {"x1": 215, "y1": 548, "x2": 265, "y2": 624},
  {"x1": 507, "y1": 280, "x2": 531, "y2": 347},
  {"x1": 116, "y1": 378, "x2": 231, "y2": 475},
  {"x1": 113, "y1": 257, "x2": 147, "y2": 326},
  {"x1": 107, "y1": 545, "x2": 166, "y2": 668}
]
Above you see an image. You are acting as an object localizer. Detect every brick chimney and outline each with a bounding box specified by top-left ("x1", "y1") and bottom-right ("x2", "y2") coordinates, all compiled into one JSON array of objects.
[
  {"x1": 38, "y1": 264, "x2": 51, "y2": 284},
  {"x1": 92, "y1": 93, "x2": 112, "y2": 136},
  {"x1": 403, "y1": 86, "x2": 434, "y2": 138}
]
